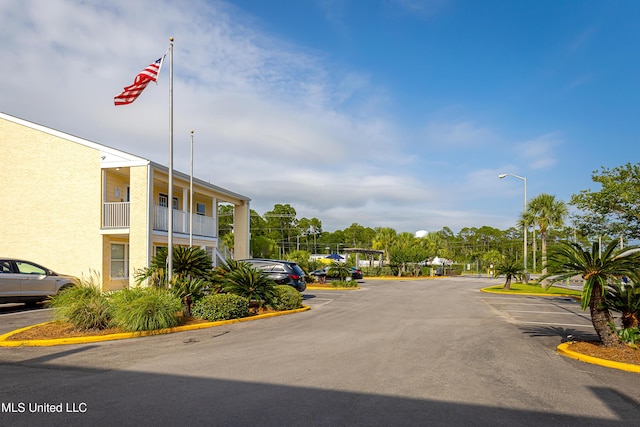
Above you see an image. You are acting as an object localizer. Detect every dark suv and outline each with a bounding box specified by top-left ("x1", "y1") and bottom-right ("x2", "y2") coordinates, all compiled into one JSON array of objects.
[{"x1": 238, "y1": 258, "x2": 306, "y2": 292}]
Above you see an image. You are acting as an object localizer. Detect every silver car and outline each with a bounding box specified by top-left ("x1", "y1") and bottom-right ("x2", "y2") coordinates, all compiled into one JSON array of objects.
[{"x1": 0, "y1": 258, "x2": 78, "y2": 305}]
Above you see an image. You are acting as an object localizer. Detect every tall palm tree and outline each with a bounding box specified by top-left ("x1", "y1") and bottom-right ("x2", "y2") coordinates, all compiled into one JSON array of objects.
[
  {"x1": 542, "y1": 240, "x2": 640, "y2": 347},
  {"x1": 373, "y1": 227, "x2": 397, "y2": 266},
  {"x1": 526, "y1": 194, "x2": 568, "y2": 278}
]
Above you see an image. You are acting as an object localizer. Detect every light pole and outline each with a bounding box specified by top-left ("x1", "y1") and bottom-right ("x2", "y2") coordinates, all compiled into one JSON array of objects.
[
  {"x1": 189, "y1": 130, "x2": 194, "y2": 247},
  {"x1": 499, "y1": 173, "x2": 527, "y2": 275}
]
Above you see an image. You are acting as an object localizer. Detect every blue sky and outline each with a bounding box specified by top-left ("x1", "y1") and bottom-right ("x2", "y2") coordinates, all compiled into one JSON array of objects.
[{"x1": 1, "y1": 0, "x2": 639, "y2": 234}]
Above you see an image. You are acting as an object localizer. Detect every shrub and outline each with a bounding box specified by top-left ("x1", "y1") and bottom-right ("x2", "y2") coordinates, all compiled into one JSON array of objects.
[
  {"x1": 223, "y1": 262, "x2": 277, "y2": 310},
  {"x1": 329, "y1": 280, "x2": 358, "y2": 288},
  {"x1": 269, "y1": 285, "x2": 303, "y2": 310},
  {"x1": 192, "y1": 293, "x2": 250, "y2": 321},
  {"x1": 47, "y1": 279, "x2": 111, "y2": 330},
  {"x1": 327, "y1": 263, "x2": 351, "y2": 281},
  {"x1": 618, "y1": 327, "x2": 640, "y2": 347},
  {"x1": 110, "y1": 287, "x2": 181, "y2": 332}
]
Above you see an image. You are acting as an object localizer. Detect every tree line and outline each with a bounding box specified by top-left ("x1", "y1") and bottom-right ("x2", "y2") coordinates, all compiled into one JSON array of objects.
[{"x1": 218, "y1": 162, "x2": 640, "y2": 274}]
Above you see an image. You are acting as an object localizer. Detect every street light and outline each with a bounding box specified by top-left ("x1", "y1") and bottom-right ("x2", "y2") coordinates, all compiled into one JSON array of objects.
[{"x1": 498, "y1": 173, "x2": 527, "y2": 276}]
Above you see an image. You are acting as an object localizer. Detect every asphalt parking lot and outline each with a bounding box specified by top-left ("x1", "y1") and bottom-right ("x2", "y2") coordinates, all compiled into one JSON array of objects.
[{"x1": 1, "y1": 277, "x2": 639, "y2": 426}]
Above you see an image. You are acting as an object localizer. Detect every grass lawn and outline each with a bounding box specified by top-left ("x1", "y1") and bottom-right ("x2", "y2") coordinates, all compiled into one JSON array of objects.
[{"x1": 484, "y1": 282, "x2": 582, "y2": 297}]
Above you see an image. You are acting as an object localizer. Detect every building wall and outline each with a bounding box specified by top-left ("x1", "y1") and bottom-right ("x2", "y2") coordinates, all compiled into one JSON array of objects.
[
  {"x1": 0, "y1": 118, "x2": 104, "y2": 280},
  {"x1": 128, "y1": 164, "x2": 151, "y2": 287}
]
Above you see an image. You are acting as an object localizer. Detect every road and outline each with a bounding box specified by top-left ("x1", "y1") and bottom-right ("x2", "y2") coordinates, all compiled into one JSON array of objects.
[{"x1": 1, "y1": 277, "x2": 639, "y2": 426}]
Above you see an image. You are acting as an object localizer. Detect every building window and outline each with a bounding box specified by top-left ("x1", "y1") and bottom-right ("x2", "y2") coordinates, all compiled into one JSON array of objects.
[
  {"x1": 159, "y1": 193, "x2": 178, "y2": 209},
  {"x1": 196, "y1": 202, "x2": 206, "y2": 216},
  {"x1": 111, "y1": 243, "x2": 129, "y2": 279}
]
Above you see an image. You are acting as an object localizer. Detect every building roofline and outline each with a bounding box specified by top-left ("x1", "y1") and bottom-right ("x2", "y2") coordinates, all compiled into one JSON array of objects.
[
  {"x1": 150, "y1": 161, "x2": 251, "y2": 203},
  {"x1": 1, "y1": 112, "x2": 250, "y2": 203}
]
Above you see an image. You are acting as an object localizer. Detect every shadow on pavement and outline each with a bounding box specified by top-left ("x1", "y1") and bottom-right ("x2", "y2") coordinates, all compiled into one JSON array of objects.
[
  {"x1": 519, "y1": 325, "x2": 599, "y2": 342},
  {"x1": 0, "y1": 359, "x2": 638, "y2": 426}
]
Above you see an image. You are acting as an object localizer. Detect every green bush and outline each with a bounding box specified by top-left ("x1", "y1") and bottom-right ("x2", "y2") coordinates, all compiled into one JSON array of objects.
[
  {"x1": 47, "y1": 282, "x2": 112, "y2": 330},
  {"x1": 618, "y1": 327, "x2": 640, "y2": 346},
  {"x1": 223, "y1": 262, "x2": 277, "y2": 309},
  {"x1": 110, "y1": 287, "x2": 181, "y2": 332},
  {"x1": 192, "y1": 293, "x2": 250, "y2": 321},
  {"x1": 329, "y1": 280, "x2": 358, "y2": 288},
  {"x1": 269, "y1": 285, "x2": 303, "y2": 310}
]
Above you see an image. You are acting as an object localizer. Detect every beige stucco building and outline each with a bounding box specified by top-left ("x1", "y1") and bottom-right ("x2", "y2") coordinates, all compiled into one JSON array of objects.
[{"x1": 0, "y1": 112, "x2": 251, "y2": 291}]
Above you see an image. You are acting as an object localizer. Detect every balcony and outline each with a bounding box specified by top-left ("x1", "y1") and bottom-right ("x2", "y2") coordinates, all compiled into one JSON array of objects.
[
  {"x1": 102, "y1": 203, "x2": 216, "y2": 238},
  {"x1": 153, "y1": 205, "x2": 216, "y2": 237},
  {"x1": 103, "y1": 202, "x2": 130, "y2": 228}
]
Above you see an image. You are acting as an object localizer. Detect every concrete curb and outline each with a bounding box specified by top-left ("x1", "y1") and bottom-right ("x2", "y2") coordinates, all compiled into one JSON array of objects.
[
  {"x1": 480, "y1": 287, "x2": 581, "y2": 299},
  {"x1": 306, "y1": 285, "x2": 359, "y2": 290},
  {"x1": 0, "y1": 306, "x2": 310, "y2": 347},
  {"x1": 557, "y1": 343, "x2": 640, "y2": 373},
  {"x1": 364, "y1": 276, "x2": 440, "y2": 281}
]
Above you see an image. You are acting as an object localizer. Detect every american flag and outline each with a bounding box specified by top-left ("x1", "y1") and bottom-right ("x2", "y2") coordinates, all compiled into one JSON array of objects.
[{"x1": 114, "y1": 55, "x2": 165, "y2": 106}]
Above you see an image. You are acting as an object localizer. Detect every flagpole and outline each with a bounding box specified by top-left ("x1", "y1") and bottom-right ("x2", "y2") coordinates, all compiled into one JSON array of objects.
[
  {"x1": 167, "y1": 36, "x2": 174, "y2": 281},
  {"x1": 189, "y1": 130, "x2": 194, "y2": 247}
]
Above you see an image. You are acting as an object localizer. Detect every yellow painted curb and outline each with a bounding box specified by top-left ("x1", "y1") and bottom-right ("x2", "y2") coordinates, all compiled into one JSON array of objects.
[
  {"x1": 306, "y1": 285, "x2": 359, "y2": 290},
  {"x1": 480, "y1": 287, "x2": 581, "y2": 299},
  {"x1": 364, "y1": 276, "x2": 440, "y2": 281},
  {"x1": 557, "y1": 343, "x2": 640, "y2": 373},
  {"x1": 0, "y1": 306, "x2": 310, "y2": 347}
]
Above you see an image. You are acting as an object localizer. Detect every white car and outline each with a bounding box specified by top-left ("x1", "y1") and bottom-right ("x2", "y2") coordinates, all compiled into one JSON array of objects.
[{"x1": 0, "y1": 258, "x2": 78, "y2": 305}]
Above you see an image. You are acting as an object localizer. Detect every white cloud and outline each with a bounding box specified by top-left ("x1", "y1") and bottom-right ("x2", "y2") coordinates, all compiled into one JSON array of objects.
[
  {"x1": 422, "y1": 120, "x2": 496, "y2": 148},
  {"x1": 0, "y1": 0, "x2": 532, "y2": 233},
  {"x1": 515, "y1": 133, "x2": 561, "y2": 170}
]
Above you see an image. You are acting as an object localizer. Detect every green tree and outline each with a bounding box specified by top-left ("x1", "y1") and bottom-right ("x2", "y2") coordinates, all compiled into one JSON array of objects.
[
  {"x1": 494, "y1": 258, "x2": 523, "y2": 290},
  {"x1": 526, "y1": 193, "x2": 568, "y2": 277},
  {"x1": 297, "y1": 217, "x2": 312, "y2": 251},
  {"x1": 327, "y1": 262, "x2": 351, "y2": 281},
  {"x1": 251, "y1": 235, "x2": 278, "y2": 258},
  {"x1": 344, "y1": 223, "x2": 366, "y2": 247},
  {"x1": 264, "y1": 204, "x2": 297, "y2": 254},
  {"x1": 570, "y1": 163, "x2": 640, "y2": 240},
  {"x1": 373, "y1": 227, "x2": 397, "y2": 265},
  {"x1": 542, "y1": 240, "x2": 640, "y2": 347},
  {"x1": 134, "y1": 246, "x2": 213, "y2": 316},
  {"x1": 286, "y1": 250, "x2": 312, "y2": 271},
  {"x1": 218, "y1": 204, "x2": 234, "y2": 237},
  {"x1": 223, "y1": 262, "x2": 277, "y2": 312},
  {"x1": 389, "y1": 232, "x2": 429, "y2": 276},
  {"x1": 309, "y1": 218, "x2": 323, "y2": 253},
  {"x1": 604, "y1": 281, "x2": 640, "y2": 329}
]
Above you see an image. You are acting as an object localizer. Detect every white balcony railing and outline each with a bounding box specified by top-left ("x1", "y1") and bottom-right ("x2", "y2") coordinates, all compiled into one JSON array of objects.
[
  {"x1": 153, "y1": 205, "x2": 216, "y2": 237},
  {"x1": 103, "y1": 202, "x2": 130, "y2": 228},
  {"x1": 102, "y1": 203, "x2": 216, "y2": 238}
]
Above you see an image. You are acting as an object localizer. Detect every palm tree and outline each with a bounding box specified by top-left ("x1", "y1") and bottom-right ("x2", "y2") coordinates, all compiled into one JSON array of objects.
[
  {"x1": 542, "y1": 240, "x2": 640, "y2": 347},
  {"x1": 134, "y1": 246, "x2": 214, "y2": 316},
  {"x1": 373, "y1": 227, "x2": 396, "y2": 266},
  {"x1": 526, "y1": 193, "x2": 568, "y2": 279},
  {"x1": 222, "y1": 262, "x2": 277, "y2": 312},
  {"x1": 604, "y1": 281, "x2": 640, "y2": 329},
  {"x1": 327, "y1": 262, "x2": 351, "y2": 282},
  {"x1": 494, "y1": 258, "x2": 524, "y2": 290}
]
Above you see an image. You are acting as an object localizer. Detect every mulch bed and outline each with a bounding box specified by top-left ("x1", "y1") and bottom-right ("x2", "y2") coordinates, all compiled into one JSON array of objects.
[
  {"x1": 568, "y1": 341, "x2": 640, "y2": 365},
  {"x1": 5, "y1": 310, "x2": 275, "y2": 341}
]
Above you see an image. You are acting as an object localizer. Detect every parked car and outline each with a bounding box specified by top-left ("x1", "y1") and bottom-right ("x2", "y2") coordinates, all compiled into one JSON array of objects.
[
  {"x1": 310, "y1": 266, "x2": 363, "y2": 281},
  {"x1": 0, "y1": 258, "x2": 78, "y2": 305},
  {"x1": 238, "y1": 259, "x2": 306, "y2": 292}
]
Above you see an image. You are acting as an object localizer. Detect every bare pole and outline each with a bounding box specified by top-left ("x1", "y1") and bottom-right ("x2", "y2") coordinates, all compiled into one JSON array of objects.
[
  {"x1": 498, "y1": 173, "x2": 527, "y2": 274},
  {"x1": 167, "y1": 37, "x2": 174, "y2": 281},
  {"x1": 189, "y1": 130, "x2": 194, "y2": 247}
]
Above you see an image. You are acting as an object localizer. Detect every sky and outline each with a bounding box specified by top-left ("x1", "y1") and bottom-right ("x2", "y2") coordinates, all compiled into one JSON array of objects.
[{"x1": 2, "y1": 0, "x2": 639, "y2": 235}]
